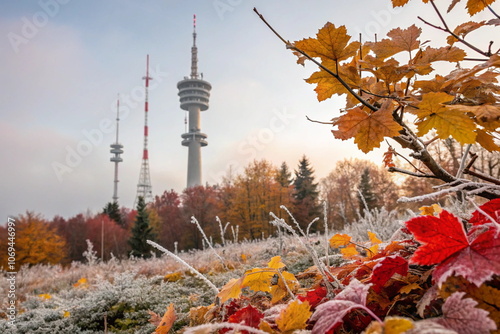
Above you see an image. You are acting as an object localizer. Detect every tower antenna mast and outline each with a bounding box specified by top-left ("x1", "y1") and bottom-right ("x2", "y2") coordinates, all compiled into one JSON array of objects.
[
  {"x1": 134, "y1": 55, "x2": 154, "y2": 207},
  {"x1": 110, "y1": 96, "x2": 124, "y2": 203}
]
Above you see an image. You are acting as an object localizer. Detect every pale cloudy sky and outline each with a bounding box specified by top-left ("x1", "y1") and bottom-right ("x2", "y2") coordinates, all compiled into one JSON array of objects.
[{"x1": 0, "y1": 0, "x2": 491, "y2": 218}]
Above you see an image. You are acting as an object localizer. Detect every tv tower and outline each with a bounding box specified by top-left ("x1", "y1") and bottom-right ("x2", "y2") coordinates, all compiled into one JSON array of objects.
[
  {"x1": 178, "y1": 14, "x2": 212, "y2": 188},
  {"x1": 134, "y1": 55, "x2": 154, "y2": 207},
  {"x1": 110, "y1": 97, "x2": 123, "y2": 203}
]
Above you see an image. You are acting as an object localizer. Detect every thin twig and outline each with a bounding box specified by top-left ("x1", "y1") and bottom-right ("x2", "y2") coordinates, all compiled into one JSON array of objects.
[
  {"x1": 456, "y1": 144, "x2": 472, "y2": 179},
  {"x1": 305, "y1": 115, "x2": 334, "y2": 125},
  {"x1": 488, "y1": 5, "x2": 500, "y2": 20},
  {"x1": 388, "y1": 167, "x2": 438, "y2": 178}
]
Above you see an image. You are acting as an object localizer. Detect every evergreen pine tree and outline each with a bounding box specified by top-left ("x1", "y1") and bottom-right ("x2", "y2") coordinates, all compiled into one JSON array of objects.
[
  {"x1": 292, "y1": 155, "x2": 321, "y2": 232},
  {"x1": 103, "y1": 201, "x2": 123, "y2": 227},
  {"x1": 357, "y1": 168, "x2": 378, "y2": 216},
  {"x1": 275, "y1": 161, "x2": 293, "y2": 187},
  {"x1": 128, "y1": 196, "x2": 156, "y2": 258}
]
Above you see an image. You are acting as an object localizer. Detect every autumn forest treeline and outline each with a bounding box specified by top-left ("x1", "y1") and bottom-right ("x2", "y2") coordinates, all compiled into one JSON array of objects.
[{"x1": 2, "y1": 145, "x2": 498, "y2": 269}]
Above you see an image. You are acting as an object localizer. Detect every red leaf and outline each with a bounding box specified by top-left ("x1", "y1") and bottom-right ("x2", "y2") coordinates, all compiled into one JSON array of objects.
[
  {"x1": 310, "y1": 300, "x2": 360, "y2": 334},
  {"x1": 433, "y1": 228, "x2": 500, "y2": 286},
  {"x1": 298, "y1": 287, "x2": 327, "y2": 309},
  {"x1": 436, "y1": 292, "x2": 497, "y2": 334},
  {"x1": 370, "y1": 255, "x2": 409, "y2": 292},
  {"x1": 405, "y1": 210, "x2": 469, "y2": 265},
  {"x1": 469, "y1": 198, "x2": 500, "y2": 226},
  {"x1": 225, "y1": 305, "x2": 264, "y2": 333},
  {"x1": 334, "y1": 278, "x2": 371, "y2": 306}
]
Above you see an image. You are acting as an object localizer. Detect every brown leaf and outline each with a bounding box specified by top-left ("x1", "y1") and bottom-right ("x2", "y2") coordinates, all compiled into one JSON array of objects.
[
  {"x1": 154, "y1": 304, "x2": 176, "y2": 334},
  {"x1": 466, "y1": 0, "x2": 496, "y2": 15},
  {"x1": 447, "y1": 21, "x2": 486, "y2": 45},
  {"x1": 387, "y1": 25, "x2": 421, "y2": 53}
]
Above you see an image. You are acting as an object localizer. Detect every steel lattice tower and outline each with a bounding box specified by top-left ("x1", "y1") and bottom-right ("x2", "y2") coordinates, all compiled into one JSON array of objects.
[
  {"x1": 110, "y1": 97, "x2": 123, "y2": 203},
  {"x1": 178, "y1": 14, "x2": 212, "y2": 188},
  {"x1": 134, "y1": 55, "x2": 153, "y2": 207}
]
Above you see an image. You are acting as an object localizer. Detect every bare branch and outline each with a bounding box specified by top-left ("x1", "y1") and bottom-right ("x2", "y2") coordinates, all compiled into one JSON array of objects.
[
  {"x1": 388, "y1": 167, "x2": 438, "y2": 178},
  {"x1": 305, "y1": 115, "x2": 334, "y2": 125}
]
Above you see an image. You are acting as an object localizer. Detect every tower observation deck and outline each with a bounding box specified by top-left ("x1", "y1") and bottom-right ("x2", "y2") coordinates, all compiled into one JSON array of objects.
[{"x1": 178, "y1": 14, "x2": 211, "y2": 188}]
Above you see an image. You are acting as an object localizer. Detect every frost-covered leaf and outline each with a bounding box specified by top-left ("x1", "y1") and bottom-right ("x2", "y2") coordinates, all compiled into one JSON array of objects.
[
  {"x1": 368, "y1": 231, "x2": 382, "y2": 245},
  {"x1": 469, "y1": 198, "x2": 500, "y2": 226},
  {"x1": 218, "y1": 277, "x2": 243, "y2": 303},
  {"x1": 364, "y1": 316, "x2": 414, "y2": 334},
  {"x1": 298, "y1": 287, "x2": 327, "y2": 309},
  {"x1": 405, "y1": 320, "x2": 458, "y2": 334},
  {"x1": 226, "y1": 305, "x2": 264, "y2": 332},
  {"x1": 335, "y1": 278, "x2": 371, "y2": 305},
  {"x1": 330, "y1": 233, "x2": 352, "y2": 247},
  {"x1": 270, "y1": 271, "x2": 300, "y2": 304},
  {"x1": 310, "y1": 300, "x2": 360, "y2": 334},
  {"x1": 154, "y1": 304, "x2": 176, "y2": 334},
  {"x1": 275, "y1": 300, "x2": 311, "y2": 333},
  {"x1": 370, "y1": 255, "x2": 409, "y2": 292},
  {"x1": 436, "y1": 292, "x2": 497, "y2": 334}
]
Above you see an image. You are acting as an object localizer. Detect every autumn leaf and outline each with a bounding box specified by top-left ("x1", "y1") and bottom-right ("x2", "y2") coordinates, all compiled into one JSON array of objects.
[
  {"x1": 406, "y1": 210, "x2": 500, "y2": 286},
  {"x1": 399, "y1": 282, "x2": 422, "y2": 294},
  {"x1": 466, "y1": 0, "x2": 496, "y2": 15},
  {"x1": 294, "y1": 22, "x2": 360, "y2": 62},
  {"x1": 276, "y1": 300, "x2": 311, "y2": 334},
  {"x1": 447, "y1": 21, "x2": 486, "y2": 45},
  {"x1": 335, "y1": 278, "x2": 371, "y2": 305},
  {"x1": 298, "y1": 287, "x2": 328, "y2": 309},
  {"x1": 419, "y1": 204, "x2": 443, "y2": 216},
  {"x1": 268, "y1": 256, "x2": 285, "y2": 269},
  {"x1": 226, "y1": 305, "x2": 264, "y2": 332},
  {"x1": 368, "y1": 231, "x2": 382, "y2": 245},
  {"x1": 365, "y1": 317, "x2": 414, "y2": 334},
  {"x1": 341, "y1": 244, "x2": 360, "y2": 258},
  {"x1": 217, "y1": 277, "x2": 243, "y2": 303},
  {"x1": 310, "y1": 300, "x2": 360, "y2": 334},
  {"x1": 475, "y1": 128, "x2": 500, "y2": 151},
  {"x1": 305, "y1": 62, "x2": 361, "y2": 101},
  {"x1": 332, "y1": 101, "x2": 403, "y2": 153},
  {"x1": 414, "y1": 92, "x2": 477, "y2": 144},
  {"x1": 330, "y1": 233, "x2": 351, "y2": 247},
  {"x1": 243, "y1": 268, "x2": 275, "y2": 293},
  {"x1": 370, "y1": 255, "x2": 409, "y2": 293},
  {"x1": 270, "y1": 271, "x2": 300, "y2": 304},
  {"x1": 154, "y1": 304, "x2": 176, "y2": 334},
  {"x1": 383, "y1": 146, "x2": 396, "y2": 168},
  {"x1": 469, "y1": 198, "x2": 500, "y2": 226},
  {"x1": 436, "y1": 292, "x2": 497, "y2": 334},
  {"x1": 38, "y1": 293, "x2": 52, "y2": 300},
  {"x1": 387, "y1": 25, "x2": 421, "y2": 53},
  {"x1": 447, "y1": 104, "x2": 500, "y2": 122},
  {"x1": 391, "y1": 0, "x2": 411, "y2": 7}
]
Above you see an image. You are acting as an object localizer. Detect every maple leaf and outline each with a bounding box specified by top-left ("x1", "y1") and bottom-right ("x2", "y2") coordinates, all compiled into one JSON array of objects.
[
  {"x1": 419, "y1": 203, "x2": 443, "y2": 216},
  {"x1": 218, "y1": 277, "x2": 243, "y2": 303},
  {"x1": 268, "y1": 256, "x2": 286, "y2": 269},
  {"x1": 226, "y1": 305, "x2": 264, "y2": 333},
  {"x1": 276, "y1": 300, "x2": 311, "y2": 334},
  {"x1": 414, "y1": 92, "x2": 477, "y2": 144},
  {"x1": 310, "y1": 300, "x2": 361, "y2": 334},
  {"x1": 447, "y1": 21, "x2": 486, "y2": 45},
  {"x1": 305, "y1": 62, "x2": 361, "y2": 101},
  {"x1": 330, "y1": 233, "x2": 352, "y2": 247},
  {"x1": 399, "y1": 282, "x2": 422, "y2": 294},
  {"x1": 294, "y1": 22, "x2": 360, "y2": 62},
  {"x1": 448, "y1": 104, "x2": 500, "y2": 122},
  {"x1": 243, "y1": 268, "x2": 275, "y2": 293},
  {"x1": 270, "y1": 271, "x2": 300, "y2": 304},
  {"x1": 436, "y1": 292, "x2": 497, "y2": 334},
  {"x1": 370, "y1": 255, "x2": 409, "y2": 293},
  {"x1": 332, "y1": 101, "x2": 403, "y2": 153},
  {"x1": 368, "y1": 231, "x2": 382, "y2": 245},
  {"x1": 387, "y1": 25, "x2": 421, "y2": 53},
  {"x1": 298, "y1": 287, "x2": 327, "y2": 309},
  {"x1": 406, "y1": 210, "x2": 500, "y2": 286},
  {"x1": 475, "y1": 128, "x2": 500, "y2": 151},
  {"x1": 364, "y1": 317, "x2": 414, "y2": 334},
  {"x1": 335, "y1": 278, "x2": 371, "y2": 305},
  {"x1": 469, "y1": 198, "x2": 500, "y2": 226},
  {"x1": 341, "y1": 243, "x2": 360, "y2": 258},
  {"x1": 466, "y1": 0, "x2": 496, "y2": 15},
  {"x1": 154, "y1": 304, "x2": 176, "y2": 334}
]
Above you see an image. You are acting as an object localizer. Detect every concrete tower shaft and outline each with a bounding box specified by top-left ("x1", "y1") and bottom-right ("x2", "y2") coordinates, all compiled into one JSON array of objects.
[
  {"x1": 110, "y1": 97, "x2": 123, "y2": 203},
  {"x1": 179, "y1": 15, "x2": 211, "y2": 188}
]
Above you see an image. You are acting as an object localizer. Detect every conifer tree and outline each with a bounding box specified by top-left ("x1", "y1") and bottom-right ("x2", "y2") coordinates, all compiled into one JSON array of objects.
[
  {"x1": 292, "y1": 155, "x2": 321, "y2": 232},
  {"x1": 103, "y1": 201, "x2": 123, "y2": 227},
  {"x1": 128, "y1": 196, "x2": 155, "y2": 258},
  {"x1": 275, "y1": 161, "x2": 293, "y2": 187},
  {"x1": 357, "y1": 168, "x2": 378, "y2": 216}
]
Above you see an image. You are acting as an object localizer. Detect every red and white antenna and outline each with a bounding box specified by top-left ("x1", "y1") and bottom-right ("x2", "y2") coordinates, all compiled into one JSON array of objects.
[{"x1": 134, "y1": 55, "x2": 154, "y2": 207}]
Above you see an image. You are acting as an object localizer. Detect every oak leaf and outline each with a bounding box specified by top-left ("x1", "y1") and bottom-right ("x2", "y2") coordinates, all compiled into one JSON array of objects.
[
  {"x1": 332, "y1": 101, "x2": 403, "y2": 153},
  {"x1": 399, "y1": 282, "x2": 422, "y2": 294},
  {"x1": 275, "y1": 300, "x2": 311, "y2": 334},
  {"x1": 294, "y1": 22, "x2": 360, "y2": 62},
  {"x1": 415, "y1": 92, "x2": 477, "y2": 144},
  {"x1": 436, "y1": 292, "x2": 497, "y2": 334},
  {"x1": 154, "y1": 304, "x2": 176, "y2": 334}
]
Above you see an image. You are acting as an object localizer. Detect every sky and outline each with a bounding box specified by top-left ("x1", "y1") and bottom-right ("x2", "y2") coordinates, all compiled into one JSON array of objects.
[{"x1": 0, "y1": 0, "x2": 493, "y2": 219}]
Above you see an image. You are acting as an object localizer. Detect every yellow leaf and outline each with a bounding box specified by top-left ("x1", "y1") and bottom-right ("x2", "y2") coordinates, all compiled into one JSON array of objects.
[
  {"x1": 305, "y1": 62, "x2": 361, "y2": 101},
  {"x1": 38, "y1": 294, "x2": 52, "y2": 300},
  {"x1": 341, "y1": 244, "x2": 359, "y2": 258},
  {"x1": 188, "y1": 304, "x2": 215, "y2": 326},
  {"x1": 329, "y1": 233, "x2": 351, "y2": 248},
  {"x1": 63, "y1": 311, "x2": 70, "y2": 318},
  {"x1": 241, "y1": 253, "x2": 248, "y2": 263},
  {"x1": 391, "y1": 0, "x2": 411, "y2": 8},
  {"x1": 154, "y1": 304, "x2": 176, "y2": 334},
  {"x1": 368, "y1": 231, "x2": 382, "y2": 245},
  {"x1": 217, "y1": 277, "x2": 243, "y2": 303},
  {"x1": 475, "y1": 129, "x2": 500, "y2": 152},
  {"x1": 332, "y1": 100, "x2": 403, "y2": 153},
  {"x1": 384, "y1": 316, "x2": 414, "y2": 334},
  {"x1": 367, "y1": 244, "x2": 380, "y2": 259},
  {"x1": 270, "y1": 271, "x2": 300, "y2": 304},
  {"x1": 399, "y1": 283, "x2": 422, "y2": 294},
  {"x1": 73, "y1": 277, "x2": 88, "y2": 289},
  {"x1": 259, "y1": 320, "x2": 277, "y2": 334},
  {"x1": 242, "y1": 268, "x2": 275, "y2": 293},
  {"x1": 449, "y1": 104, "x2": 500, "y2": 122},
  {"x1": 268, "y1": 256, "x2": 286, "y2": 269},
  {"x1": 419, "y1": 204, "x2": 443, "y2": 216},
  {"x1": 415, "y1": 93, "x2": 476, "y2": 144},
  {"x1": 276, "y1": 300, "x2": 311, "y2": 334},
  {"x1": 164, "y1": 272, "x2": 183, "y2": 282},
  {"x1": 294, "y1": 22, "x2": 360, "y2": 62}
]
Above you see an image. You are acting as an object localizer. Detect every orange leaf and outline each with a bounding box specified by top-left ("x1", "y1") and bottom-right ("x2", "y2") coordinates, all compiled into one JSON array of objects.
[
  {"x1": 341, "y1": 244, "x2": 359, "y2": 258},
  {"x1": 275, "y1": 300, "x2": 311, "y2": 333},
  {"x1": 217, "y1": 277, "x2": 243, "y2": 303},
  {"x1": 154, "y1": 304, "x2": 176, "y2": 334},
  {"x1": 294, "y1": 23, "x2": 360, "y2": 62},
  {"x1": 387, "y1": 25, "x2": 421, "y2": 53},
  {"x1": 329, "y1": 233, "x2": 351, "y2": 248},
  {"x1": 447, "y1": 21, "x2": 486, "y2": 45},
  {"x1": 268, "y1": 256, "x2": 286, "y2": 269},
  {"x1": 242, "y1": 268, "x2": 275, "y2": 293},
  {"x1": 383, "y1": 146, "x2": 397, "y2": 168},
  {"x1": 332, "y1": 100, "x2": 403, "y2": 153},
  {"x1": 475, "y1": 128, "x2": 500, "y2": 152},
  {"x1": 305, "y1": 62, "x2": 361, "y2": 102},
  {"x1": 368, "y1": 231, "x2": 382, "y2": 245},
  {"x1": 419, "y1": 204, "x2": 443, "y2": 216},
  {"x1": 466, "y1": 0, "x2": 496, "y2": 15},
  {"x1": 391, "y1": 0, "x2": 411, "y2": 7},
  {"x1": 270, "y1": 271, "x2": 300, "y2": 304}
]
